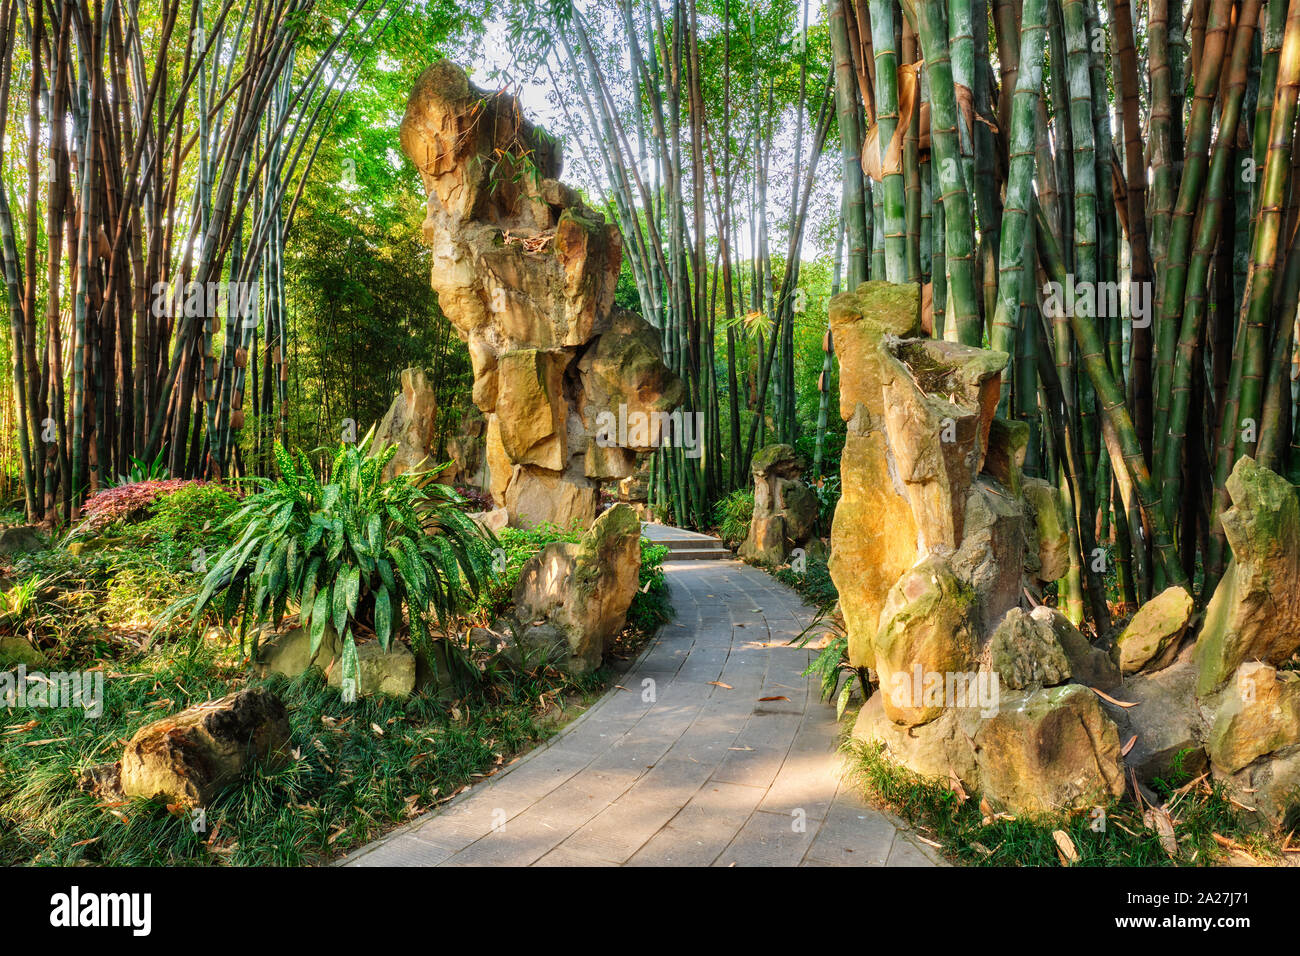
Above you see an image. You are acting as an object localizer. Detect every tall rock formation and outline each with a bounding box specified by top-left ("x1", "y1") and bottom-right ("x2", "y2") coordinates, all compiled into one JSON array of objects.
[{"x1": 400, "y1": 61, "x2": 682, "y2": 529}]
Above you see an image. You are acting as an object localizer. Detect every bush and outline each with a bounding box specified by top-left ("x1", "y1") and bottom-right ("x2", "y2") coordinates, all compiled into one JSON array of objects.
[
  {"x1": 136, "y1": 482, "x2": 243, "y2": 566},
  {"x1": 180, "y1": 437, "x2": 497, "y2": 688},
  {"x1": 626, "y1": 540, "x2": 672, "y2": 635},
  {"x1": 713, "y1": 489, "x2": 753, "y2": 546},
  {"x1": 771, "y1": 552, "x2": 838, "y2": 611}
]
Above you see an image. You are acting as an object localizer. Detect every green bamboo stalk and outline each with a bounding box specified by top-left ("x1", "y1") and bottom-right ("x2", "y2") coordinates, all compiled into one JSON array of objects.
[
  {"x1": 870, "y1": 0, "x2": 907, "y2": 281},
  {"x1": 1237, "y1": 0, "x2": 1300, "y2": 462},
  {"x1": 1035, "y1": 200, "x2": 1189, "y2": 590},
  {"x1": 915, "y1": 0, "x2": 982, "y2": 345},
  {"x1": 991, "y1": 0, "x2": 1048, "y2": 406}
]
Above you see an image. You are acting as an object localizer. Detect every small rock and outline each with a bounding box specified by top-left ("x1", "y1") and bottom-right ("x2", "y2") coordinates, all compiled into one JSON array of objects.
[
  {"x1": 1114, "y1": 585, "x2": 1194, "y2": 675},
  {"x1": 119, "y1": 687, "x2": 292, "y2": 806},
  {"x1": 987, "y1": 607, "x2": 1071, "y2": 690}
]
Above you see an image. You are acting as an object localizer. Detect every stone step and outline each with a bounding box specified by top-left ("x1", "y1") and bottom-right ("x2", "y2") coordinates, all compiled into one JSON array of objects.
[{"x1": 662, "y1": 546, "x2": 732, "y2": 560}]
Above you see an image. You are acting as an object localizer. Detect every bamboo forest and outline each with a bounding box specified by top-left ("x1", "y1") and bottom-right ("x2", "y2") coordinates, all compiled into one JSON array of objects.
[{"x1": 1, "y1": 0, "x2": 1299, "y2": 889}]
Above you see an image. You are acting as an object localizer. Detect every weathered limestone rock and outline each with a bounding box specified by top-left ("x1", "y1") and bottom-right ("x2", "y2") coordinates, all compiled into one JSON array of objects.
[
  {"x1": 446, "y1": 405, "x2": 488, "y2": 488},
  {"x1": 952, "y1": 479, "x2": 1029, "y2": 634},
  {"x1": 374, "y1": 367, "x2": 440, "y2": 479},
  {"x1": 873, "y1": 556, "x2": 979, "y2": 727},
  {"x1": 256, "y1": 625, "x2": 415, "y2": 697},
  {"x1": 739, "y1": 444, "x2": 821, "y2": 565},
  {"x1": 883, "y1": 339, "x2": 1005, "y2": 551},
  {"x1": 0, "y1": 525, "x2": 47, "y2": 555},
  {"x1": 1208, "y1": 662, "x2": 1300, "y2": 775},
  {"x1": 986, "y1": 607, "x2": 1071, "y2": 691},
  {"x1": 0, "y1": 635, "x2": 47, "y2": 667},
  {"x1": 1032, "y1": 606, "x2": 1121, "y2": 691},
  {"x1": 1114, "y1": 585, "x2": 1194, "y2": 675},
  {"x1": 469, "y1": 506, "x2": 509, "y2": 533},
  {"x1": 1101, "y1": 656, "x2": 1206, "y2": 784},
  {"x1": 400, "y1": 62, "x2": 681, "y2": 530},
  {"x1": 973, "y1": 683, "x2": 1126, "y2": 815},
  {"x1": 327, "y1": 640, "x2": 416, "y2": 698},
  {"x1": 512, "y1": 503, "x2": 642, "y2": 671},
  {"x1": 1193, "y1": 457, "x2": 1300, "y2": 696},
  {"x1": 983, "y1": 418, "x2": 1029, "y2": 498},
  {"x1": 1022, "y1": 477, "x2": 1070, "y2": 583},
  {"x1": 827, "y1": 282, "x2": 923, "y2": 668},
  {"x1": 852, "y1": 694, "x2": 979, "y2": 785},
  {"x1": 1214, "y1": 747, "x2": 1300, "y2": 827},
  {"x1": 119, "y1": 687, "x2": 292, "y2": 806}
]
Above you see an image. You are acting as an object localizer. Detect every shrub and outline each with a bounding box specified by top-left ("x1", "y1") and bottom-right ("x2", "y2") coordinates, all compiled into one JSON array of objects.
[
  {"x1": 180, "y1": 436, "x2": 497, "y2": 688},
  {"x1": 713, "y1": 489, "x2": 753, "y2": 546},
  {"x1": 626, "y1": 540, "x2": 672, "y2": 634},
  {"x1": 74, "y1": 479, "x2": 196, "y2": 534},
  {"x1": 136, "y1": 482, "x2": 243, "y2": 565}
]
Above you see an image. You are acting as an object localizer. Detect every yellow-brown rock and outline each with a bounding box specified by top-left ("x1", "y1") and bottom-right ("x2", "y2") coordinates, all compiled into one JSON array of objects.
[{"x1": 400, "y1": 61, "x2": 681, "y2": 531}]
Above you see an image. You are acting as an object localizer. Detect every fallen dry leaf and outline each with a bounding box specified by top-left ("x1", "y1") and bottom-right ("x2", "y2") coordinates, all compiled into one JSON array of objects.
[
  {"x1": 1121, "y1": 734, "x2": 1138, "y2": 756},
  {"x1": 708, "y1": 682, "x2": 732, "y2": 690},
  {"x1": 1052, "y1": 829, "x2": 1079, "y2": 865},
  {"x1": 757, "y1": 695, "x2": 790, "y2": 702},
  {"x1": 1090, "y1": 686, "x2": 1139, "y2": 708}
]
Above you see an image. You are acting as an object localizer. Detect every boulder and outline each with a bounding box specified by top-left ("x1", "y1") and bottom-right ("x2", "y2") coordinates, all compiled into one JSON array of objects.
[
  {"x1": 511, "y1": 503, "x2": 642, "y2": 671},
  {"x1": 119, "y1": 687, "x2": 292, "y2": 806},
  {"x1": 852, "y1": 694, "x2": 979, "y2": 785},
  {"x1": 973, "y1": 683, "x2": 1127, "y2": 816},
  {"x1": 982, "y1": 417, "x2": 1029, "y2": 498},
  {"x1": 1213, "y1": 747, "x2": 1300, "y2": 828},
  {"x1": 256, "y1": 625, "x2": 415, "y2": 697},
  {"x1": 986, "y1": 607, "x2": 1071, "y2": 691},
  {"x1": 827, "y1": 282, "x2": 923, "y2": 668},
  {"x1": 1032, "y1": 606, "x2": 1121, "y2": 691},
  {"x1": 873, "y1": 556, "x2": 979, "y2": 727},
  {"x1": 882, "y1": 339, "x2": 1005, "y2": 551},
  {"x1": 1022, "y1": 477, "x2": 1070, "y2": 583},
  {"x1": 469, "y1": 506, "x2": 509, "y2": 533},
  {"x1": 0, "y1": 635, "x2": 47, "y2": 668},
  {"x1": 1114, "y1": 585, "x2": 1194, "y2": 675},
  {"x1": 374, "y1": 367, "x2": 440, "y2": 480},
  {"x1": 327, "y1": 639, "x2": 416, "y2": 698},
  {"x1": 0, "y1": 525, "x2": 47, "y2": 555},
  {"x1": 1100, "y1": 656, "x2": 1206, "y2": 785},
  {"x1": 400, "y1": 62, "x2": 682, "y2": 531},
  {"x1": 1194, "y1": 457, "x2": 1300, "y2": 696},
  {"x1": 1207, "y1": 662, "x2": 1300, "y2": 775},
  {"x1": 446, "y1": 405, "x2": 488, "y2": 488},
  {"x1": 740, "y1": 444, "x2": 820, "y2": 565}
]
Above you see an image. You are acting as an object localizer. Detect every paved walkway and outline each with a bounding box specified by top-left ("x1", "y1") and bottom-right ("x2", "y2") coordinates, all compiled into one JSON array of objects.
[{"x1": 342, "y1": 559, "x2": 940, "y2": 867}]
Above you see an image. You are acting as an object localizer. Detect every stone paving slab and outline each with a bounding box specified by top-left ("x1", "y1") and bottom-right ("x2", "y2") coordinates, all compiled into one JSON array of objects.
[{"x1": 341, "y1": 558, "x2": 942, "y2": 868}]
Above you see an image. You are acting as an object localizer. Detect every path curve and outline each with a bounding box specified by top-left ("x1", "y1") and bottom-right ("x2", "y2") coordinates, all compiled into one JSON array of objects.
[{"x1": 343, "y1": 560, "x2": 939, "y2": 867}]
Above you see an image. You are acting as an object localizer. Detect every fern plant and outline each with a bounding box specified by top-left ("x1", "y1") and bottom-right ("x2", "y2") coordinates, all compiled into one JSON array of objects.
[
  {"x1": 181, "y1": 434, "x2": 497, "y2": 691},
  {"x1": 794, "y1": 607, "x2": 870, "y2": 720}
]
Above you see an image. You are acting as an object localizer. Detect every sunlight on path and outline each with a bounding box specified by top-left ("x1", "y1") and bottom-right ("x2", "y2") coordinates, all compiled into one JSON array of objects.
[{"x1": 342, "y1": 559, "x2": 940, "y2": 867}]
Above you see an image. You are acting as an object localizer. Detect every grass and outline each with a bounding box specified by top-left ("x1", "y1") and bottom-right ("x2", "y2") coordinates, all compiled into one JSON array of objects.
[
  {"x1": 0, "y1": 637, "x2": 614, "y2": 865},
  {"x1": 769, "y1": 552, "x2": 838, "y2": 612},
  {"x1": 0, "y1": 485, "x2": 674, "y2": 866},
  {"x1": 844, "y1": 734, "x2": 1285, "y2": 867}
]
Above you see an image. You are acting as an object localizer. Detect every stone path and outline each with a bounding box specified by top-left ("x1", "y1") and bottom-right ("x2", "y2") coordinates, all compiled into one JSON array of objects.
[{"x1": 342, "y1": 559, "x2": 940, "y2": 867}]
